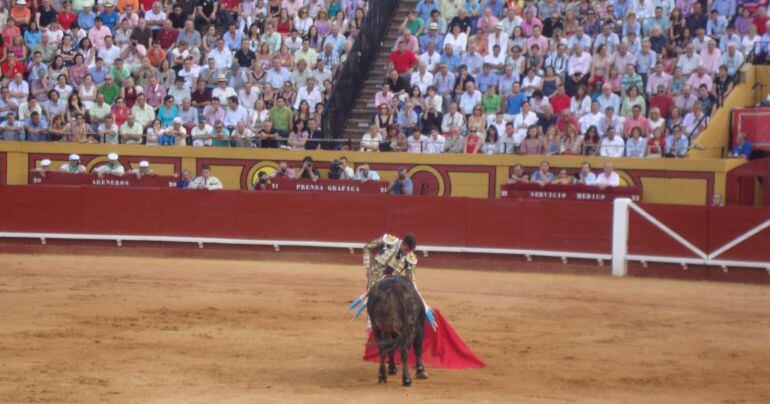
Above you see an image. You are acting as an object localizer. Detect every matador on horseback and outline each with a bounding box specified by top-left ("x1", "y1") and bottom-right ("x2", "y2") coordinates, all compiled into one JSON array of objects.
[
  {"x1": 350, "y1": 233, "x2": 437, "y2": 330},
  {"x1": 363, "y1": 233, "x2": 418, "y2": 290}
]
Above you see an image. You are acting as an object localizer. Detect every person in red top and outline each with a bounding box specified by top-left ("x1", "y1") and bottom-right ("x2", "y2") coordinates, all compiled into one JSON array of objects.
[
  {"x1": 754, "y1": 6, "x2": 770, "y2": 35},
  {"x1": 555, "y1": 109, "x2": 579, "y2": 133},
  {"x1": 648, "y1": 84, "x2": 674, "y2": 119},
  {"x1": 388, "y1": 41, "x2": 417, "y2": 75},
  {"x1": 623, "y1": 105, "x2": 649, "y2": 137},
  {"x1": 57, "y1": 2, "x2": 77, "y2": 30},
  {"x1": 1, "y1": 53, "x2": 27, "y2": 79},
  {"x1": 2, "y1": 19, "x2": 22, "y2": 48},
  {"x1": 549, "y1": 85, "x2": 570, "y2": 115},
  {"x1": 155, "y1": 20, "x2": 179, "y2": 52},
  {"x1": 220, "y1": 0, "x2": 239, "y2": 17},
  {"x1": 138, "y1": 0, "x2": 154, "y2": 13}
]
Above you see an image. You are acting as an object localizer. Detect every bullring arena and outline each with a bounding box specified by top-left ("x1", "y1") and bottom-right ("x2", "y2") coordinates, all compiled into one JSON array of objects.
[
  {"x1": 2, "y1": 253, "x2": 770, "y2": 403},
  {"x1": 5, "y1": 0, "x2": 770, "y2": 399}
]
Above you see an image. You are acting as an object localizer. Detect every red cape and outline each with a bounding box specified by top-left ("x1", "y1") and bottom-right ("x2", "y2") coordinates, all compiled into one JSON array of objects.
[{"x1": 363, "y1": 309, "x2": 485, "y2": 369}]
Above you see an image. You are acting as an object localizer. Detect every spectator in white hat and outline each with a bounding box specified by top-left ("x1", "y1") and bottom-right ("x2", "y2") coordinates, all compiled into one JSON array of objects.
[
  {"x1": 162, "y1": 117, "x2": 188, "y2": 146},
  {"x1": 487, "y1": 22, "x2": 508, "y2": 54},
  {"x1": 131, "y1": 160, "x2": 156, "y2": 179},
  {"x1": 60, "y1": 154, "x2": 87, "y2": 174},
  {"x1": 419, "y1": 22, "x2": 443, "y2": 53},
  {"x1": 94, "y1": 153, "x2": 125, "y2": 177},
  {"x1": 31, "y1": 159, "x2": 54, "y2": 177}
]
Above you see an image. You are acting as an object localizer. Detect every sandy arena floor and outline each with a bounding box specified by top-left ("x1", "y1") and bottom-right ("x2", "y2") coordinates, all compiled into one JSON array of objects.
[{"x1": 1, "y1": 254, "x2": 770, "y2": 403}]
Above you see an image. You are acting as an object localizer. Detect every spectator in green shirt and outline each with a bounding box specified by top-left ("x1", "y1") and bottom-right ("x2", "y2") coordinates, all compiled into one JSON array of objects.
[
  {"x1": 98, "y1": 75, "x2": 120, "y2": 104},
  {"x1": 620, "y1": 65, "x2": 644, "y2": 96},
  {"x1": 108, "y1": 58, "x2": 131, "y2": 86},
  {"x1": 402, "y1": 11, "x2": 424, "y2": 35},
  {"x1": 32, "y1": 35, "x2": 57, "y2": 64},
  {"x1": 481, "y1": 85, "x2": 500, "y2": 114},
  {"x1": 211, "y1": 120, "x2": 231, "y2": 147},
  {"x1": 269, "y1": 97, "x2": 293, "y2": 137}
]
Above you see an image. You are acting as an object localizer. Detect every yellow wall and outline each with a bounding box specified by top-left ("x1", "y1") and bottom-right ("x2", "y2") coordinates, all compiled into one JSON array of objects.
[
  {"x1": 691, "y1": 64, "x2": 756, "y2": 159},
  {"x1": 755, "y1": 66, "x2": 770, "y2": 102},
  {"x1": 0, "y1": 142, "x2": 745, "y2": 205}
]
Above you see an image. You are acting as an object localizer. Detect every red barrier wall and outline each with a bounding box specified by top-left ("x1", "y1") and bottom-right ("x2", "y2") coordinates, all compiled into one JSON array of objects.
[
  {"x1": 0, "y1": 186, "x2": 768, "y2": 264},
  {"x1": 0, "y1": 185, "x2": 612, "y2": 253}
]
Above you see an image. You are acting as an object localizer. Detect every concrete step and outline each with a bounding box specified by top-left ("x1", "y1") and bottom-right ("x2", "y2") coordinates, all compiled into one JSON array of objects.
[
  {"x1": 348, "y1": 118, "x2": 372, "y2": 128},
  {"x1": 351, "y1": 108, "x2": 374, "y2": 115},
  {"x1": 343, "y1": 127, "x2": 369, "y2": 135},
  {"x1": 343, "y1": 128, "x2": 369, "y2": 138}
]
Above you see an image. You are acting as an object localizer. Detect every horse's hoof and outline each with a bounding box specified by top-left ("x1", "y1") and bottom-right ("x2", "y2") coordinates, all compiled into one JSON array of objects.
[
  {"x1": 416, "y1": 371, "x2": 428, "y2": 380},
  {"x1": 388, "y1": 366, "x2": 398, "y2": 375},
  {"x1": 378, "y1": 376, "x2": 387, "y2": 384},
  {"x1": 402, "y1": 378, "x2": 412, "y2": 387}
]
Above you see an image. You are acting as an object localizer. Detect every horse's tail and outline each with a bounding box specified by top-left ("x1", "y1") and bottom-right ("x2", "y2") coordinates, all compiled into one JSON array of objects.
[{"x1": 375, "y1": 284, "x2": 414, "y2": 354}]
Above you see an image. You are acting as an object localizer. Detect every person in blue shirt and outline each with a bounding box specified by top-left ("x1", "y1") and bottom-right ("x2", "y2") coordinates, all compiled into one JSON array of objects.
[
  {"x1": 418, "y1": 23, "x2": 443, "y2": 53},
  {"x1": 505, "y1": 82, "x2": 527, "y2": 115},
  {"x1": 439, "y1": 45, "x2": 461, "y2": 72},
  {"x1": 176, "y1": 169, "x2": 192, "y2": 189},
  {"x1": 614, "y1": 0, "x2": 631, "y2": 20},
  {"x1": 77, "y1": 5, "x2": 96, "y2": 31},
  {"x1": 24, "y1": 112, "x2": 49, "y2": 142},
  {"x1": 89, "y1": 58, "x2": 109, "y2": 84},
  {"x1": 223, "y1": 22, "x2": 244, "y2": 52},
  {"x1": 388, "y1": 168, "x2": 413, "y2": 195},
  {"x1": 24, "y1": 23, "x2": 42, "y2": 49},
  {"x1": 99, "y1": 3, "x2": 120, "y2": 31},
  {"x1": 712, "y1": 0, "x2": 737, "y2": 19},
  {"x1": 731, "y1": 133, "x2": 752, "y2": 159},
  {"x1": 531, "y1": 161, "x2": 555, "y2": 186},
  {"x1": 665, "y1": 125, "x2": 690, "y2": 157},
  {"x1": 415, "y1": 0, "x2": 440, "y2": 24},
  {"x1": 475, "y1": 63, "x2": 498, "y2": 93},
  {"x1": 483, "y1": 0, "x2": 504, "y2": 18}
]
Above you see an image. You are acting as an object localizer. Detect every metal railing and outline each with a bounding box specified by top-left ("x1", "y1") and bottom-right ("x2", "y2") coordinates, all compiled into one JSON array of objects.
[
  {"x1": 320, "y1": 0, "x2": 399, "y2": 138},
  {"x1": 751, "y1": 41, "x2": 768, "y2": 65}
]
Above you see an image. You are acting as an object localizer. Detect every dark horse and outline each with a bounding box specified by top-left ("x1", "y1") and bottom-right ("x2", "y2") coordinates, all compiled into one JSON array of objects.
[{"x1": 366, "y1": 275, "x2": 427, "y2": 386}]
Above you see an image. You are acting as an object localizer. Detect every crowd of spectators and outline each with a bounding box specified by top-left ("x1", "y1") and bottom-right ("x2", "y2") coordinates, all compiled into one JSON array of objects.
[
  {"x1": 365, "y1": 0, "x2": 759, "y2": 157},
  {"x1": 0, "y1": 0, "x2": 367, "y2": 147}
]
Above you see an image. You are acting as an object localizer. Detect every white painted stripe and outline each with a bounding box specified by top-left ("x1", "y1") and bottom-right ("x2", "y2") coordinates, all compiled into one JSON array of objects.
[
  {"x1": 708, "y1": 219, "x2": 770, "y2": 260},
  {"x1": 628, "y1": 202, "x2": 708, "y2": 260}
]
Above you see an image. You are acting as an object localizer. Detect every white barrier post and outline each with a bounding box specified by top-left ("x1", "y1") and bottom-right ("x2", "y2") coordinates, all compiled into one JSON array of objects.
[{"x1": 612, "y1": 198, "x2": 632, "y2": 277}]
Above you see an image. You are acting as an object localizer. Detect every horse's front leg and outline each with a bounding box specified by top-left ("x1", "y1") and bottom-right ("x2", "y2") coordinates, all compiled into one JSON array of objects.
[{"x1": 388, "y1": 352, "x2": 398, "y2": 375}]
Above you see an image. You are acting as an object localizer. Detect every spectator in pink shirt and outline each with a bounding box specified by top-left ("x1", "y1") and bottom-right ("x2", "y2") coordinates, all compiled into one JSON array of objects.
[
  {"x1": 476, "y1": 8, "x2": 499, "y2": 33},
  {"x1": 519, "y1": 9, "x2": 542, "y2": 37},
  {"x1": 698, "y1": 40, "x2": 722, "y2": 75},
  {"x1": 623, "y1": 105, "x2": 649, "y2": 137},
  {"x1": 686, "y1": 65, "x2": 714, "y2": 90},
  {"x1": 526, "y1": 25, "x2": 549, "y2": 55},
  {"x1": 394, "y1": 28, "x2": 419, "y2": 55},
  {"x1": 144, "y1": 76, "x2": 166, "y2": 109},
  {"x1": 375, "y1": 84, "x2": 394, "y2": 109},
  {"x1": 88, "y1": 17, "x2": 112, "y2": 49}
]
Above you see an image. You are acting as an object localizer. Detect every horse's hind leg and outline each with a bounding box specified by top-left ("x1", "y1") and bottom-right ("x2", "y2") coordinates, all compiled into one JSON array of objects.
[
  {"x1": 401, "y1": 343, "x2": 412, "y2": 387},
  {"x1": 388, "y1": 352, "x2": 398, "y2": 375},
  {"x1": 378, "y1": 349, "x2": 388, "y2": 384},
  {"x1": 375, "y1": 331, "x2": 387, "y2": 384},
  {"x1": 414, "y1": 326, "x2": 427, "y2": 379}
]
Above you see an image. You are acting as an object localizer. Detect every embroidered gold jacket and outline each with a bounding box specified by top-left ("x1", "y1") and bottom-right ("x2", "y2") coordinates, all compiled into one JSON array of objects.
[{"x1": 363, "y1": 234, "x2": 418, "y2": 290}]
